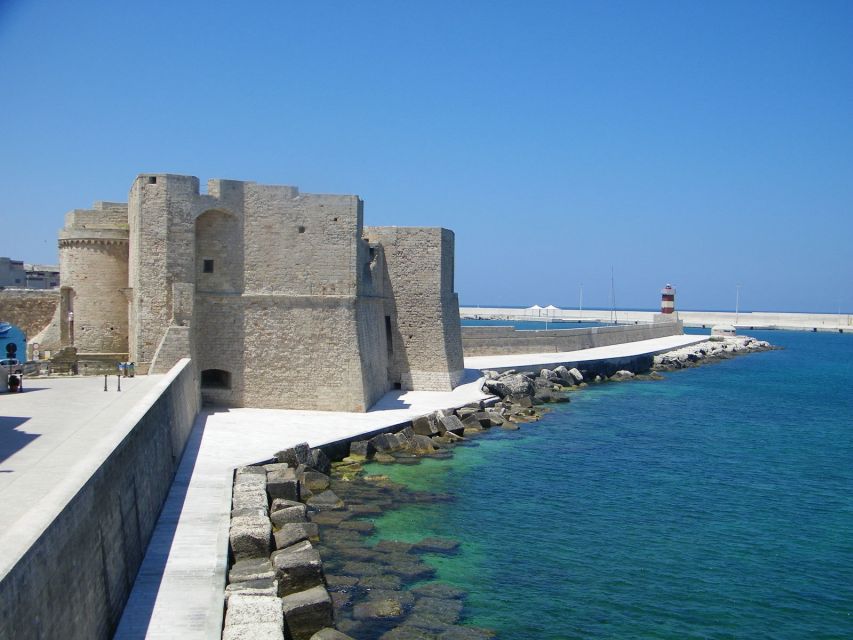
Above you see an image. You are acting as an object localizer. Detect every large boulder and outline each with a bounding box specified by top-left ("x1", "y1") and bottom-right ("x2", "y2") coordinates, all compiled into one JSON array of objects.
[
  {"x1": 223, "y1": 594, "x2": 284, "y2": 640},
  {"x1": 438, "y1": 414, "x2": 466, "y2": 436},
  {"x1": 267, "y1": 467, "x2": 300, "y2": 501},
  {"x1": 412, "y1": 414, "x2": 441, "y2": 436},
  {"x1": 349, "y1": 439, "x2": 375, "y2": 459},
  {"x1": 352, "y1": 598, "x2": 404, "y2": 621},
  {"x1": 370, "y1": 431, "x2": 406, "y2": 452},
  {"x1": 276, "y1": 443, "x2": 312, "y2": 467},
  {"x1": 610, "y1": 370, "x2": 635, "y2": 381},
  {"x1": 406, "y1": 434, "x2": 436, "y2": 455},
  {"x1": 539, "y1": 368, "x2": 558, "y2": 381},
  {"x1": 568, "y1": 368, "x2": 583, "y2": 383},
  {"x1": 270, "y1": 504, "x2": 308, "y2": 528},
  {"x1": 232, "y1": 471, "x2": 269, "y2": 512},
  {"x1": 271, "y1": 540, "x2": 326, "y2": 596},
  {"x1": 305, "y1": 489, "x2": 345, "y2": 511},
  {"x1": 274, "y1": 523, "x2": 319, "y2": 550},
  {"x1": 302, "y1": 471, "x2": 331, "y2": 493},
  {"x1": 281, "y1": 585, "x2": 334, "y2": 640},
  {"x1": 308, "y1": 448, "x2": 331, "y2": 475},
  {"x1": 229, "y1": 514, "x2": 272, "y2": 561},
  {"x1": 493, "y1": 374, "x2": 534, "y2": 398}
]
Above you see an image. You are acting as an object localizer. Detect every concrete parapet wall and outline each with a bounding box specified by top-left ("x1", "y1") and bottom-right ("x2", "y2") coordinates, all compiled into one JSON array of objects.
[
  {"x1": 0, "y1": 359, "x2": 200, "y2": 640},
  {"x1": 462, "y1": 322, "x2": 684, "y2": 356}
]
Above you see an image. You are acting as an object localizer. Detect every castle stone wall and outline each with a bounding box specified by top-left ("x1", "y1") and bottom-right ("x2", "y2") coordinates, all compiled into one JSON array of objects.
[
  {"x1": 242, "y1": 185, "x2": 361, "y2": 296},
  {"x1": 128, "y1": 175, "x2": 200, "y2": 364},
  {"x1": 194, "y1": 294, "x2": 377, "y2": 411},
  {"x1": 364, "y1": 226, "x2": 465, "y2": 391},
  {"x1": 0, "y1": 289, "x2": 60, "y2": 343}
]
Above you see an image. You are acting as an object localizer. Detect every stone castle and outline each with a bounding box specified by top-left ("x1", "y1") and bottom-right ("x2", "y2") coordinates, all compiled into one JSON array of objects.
[{"x1": 49, "y1": 173, "x2": 464, "y2": 411}]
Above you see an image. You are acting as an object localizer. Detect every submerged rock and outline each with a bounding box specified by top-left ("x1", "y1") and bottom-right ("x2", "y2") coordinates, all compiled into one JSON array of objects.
[{"x1": 413, "y1": 537, "x2": 460, "y2": 554}]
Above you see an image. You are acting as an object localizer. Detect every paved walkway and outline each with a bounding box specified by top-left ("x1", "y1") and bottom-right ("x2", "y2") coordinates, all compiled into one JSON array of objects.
[
  {"x1": 115, "y1": 333, "x2": 705, "y2": 639},
  {"x1": 0, "y1": 374, "x2": 165, "y2": 579}
]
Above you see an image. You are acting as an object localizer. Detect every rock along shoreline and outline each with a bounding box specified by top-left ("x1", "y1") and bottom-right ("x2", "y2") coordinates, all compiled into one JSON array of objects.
[{"x1": 221, "y1": 334, "x2": 775, "y2": 640}]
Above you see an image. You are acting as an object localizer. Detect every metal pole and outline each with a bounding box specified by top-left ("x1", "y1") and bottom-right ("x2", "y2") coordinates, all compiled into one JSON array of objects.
[
  {"x1": 117, "y1": 374, "x2": 121, "y2": 392},
  {"x1": 735, "y1": 284, "x2": 741, "y2": 324},
  {"x1": 104, "y1": 374, "x2": 107, "y2": 392},
  {"x1": 579, "y1": 284, "x2": 583, "y2": 321}
]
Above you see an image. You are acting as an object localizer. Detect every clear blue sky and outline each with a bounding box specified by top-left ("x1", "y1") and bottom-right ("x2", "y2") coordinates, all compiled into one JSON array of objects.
[{"x1": 1, "y1": 0, "x2": 851, "y2": 313}]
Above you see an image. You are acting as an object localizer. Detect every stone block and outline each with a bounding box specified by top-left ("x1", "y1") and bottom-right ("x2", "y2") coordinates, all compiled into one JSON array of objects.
[
  {"x1": 438, "y1": 414, "x2": 465, "y2": 436},
  {"x1": 302, "y1": 471, "x2": 330, "y2": 493},
  {"x1": 224, "y1": 577, "x2": 279, "y2": 602},
  {"x1": 223, "y1": 594, "x2": 284, "y2": 640},
  {"x1": 270, "y1": 504, "x2": 308, "y2": 528},
  {"x1": 277, "y1": 442, "x2": 311, "y2": 467},
  {"x1": 305, "y1": 489, "x2": 344, "y2": 511},
  {"x1": 229, "y1": 557, "x2": 276, "y2": 583},
  {"x1": 281, "y1": 585, "x2": 334, "y2": 640},
  {"x1": 267, "y1": 467, "x2": 300, "y2": 501},
  {"x1": 274, "y1": 522, "x2": 319, "y2": 550},
  {"x1": 349, "y1": 439, "x2": 374, "y2": 459},
  {"x1": 271, "y1": 540, "x2": 325, "y2": 596},
  {"x1": 229, "y1": 514, "x2": 272, "y2": 561},
  {"x1": 412, "y1": 414, "x2": 440, "y2": 436},
  {"x1": 308, "y1": 448, "x2": 331, "y2": 474}
]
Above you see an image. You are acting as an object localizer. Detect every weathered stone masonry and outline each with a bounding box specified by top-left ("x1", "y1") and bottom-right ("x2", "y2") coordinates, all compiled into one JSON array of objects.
[{"x1": 45, "y1": 174, "x2": 465, "y2": 412}]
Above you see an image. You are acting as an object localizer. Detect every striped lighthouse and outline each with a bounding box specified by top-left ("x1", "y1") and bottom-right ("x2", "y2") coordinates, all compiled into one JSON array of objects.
[{"x1": 660, "y1": 284, "x2": 676, "y2": 314}]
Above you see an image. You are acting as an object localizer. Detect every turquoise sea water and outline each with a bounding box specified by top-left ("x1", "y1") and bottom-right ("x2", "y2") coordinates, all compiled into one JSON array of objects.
[{"x1": 366, "y1": 330, "x2": 853, "y2": 639}]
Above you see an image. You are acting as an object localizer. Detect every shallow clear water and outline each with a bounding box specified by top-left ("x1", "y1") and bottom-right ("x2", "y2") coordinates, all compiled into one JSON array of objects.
[{"x1": 367, "y1": 330, "x2": 853, "y2": 639}]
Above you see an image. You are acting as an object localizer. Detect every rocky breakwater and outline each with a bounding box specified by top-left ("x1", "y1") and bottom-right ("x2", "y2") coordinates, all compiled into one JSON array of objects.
[
  {"x1": 225, "y1": 443, "x2": 345, "y2": 640},
  {"x1": 653, "y1": 335, "x2": 774, "y2": 371}
]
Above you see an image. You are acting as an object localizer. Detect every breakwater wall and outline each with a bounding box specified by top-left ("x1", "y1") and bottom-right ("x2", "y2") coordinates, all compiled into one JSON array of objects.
[
  {"x1": 462, "y1": 321, "x2": 684, "y2": 357},
  {"x1": 461, "y1": 306, "x2": 852, "y2": 333},
  {"x1": 0, "y1": 359, "x2": 200, "y2": 640}
]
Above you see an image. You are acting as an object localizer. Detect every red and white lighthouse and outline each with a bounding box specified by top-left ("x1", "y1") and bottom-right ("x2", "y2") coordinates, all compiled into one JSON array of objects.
[{"x1": 660, "y1": 284, "x2": 676, "y2": 314}]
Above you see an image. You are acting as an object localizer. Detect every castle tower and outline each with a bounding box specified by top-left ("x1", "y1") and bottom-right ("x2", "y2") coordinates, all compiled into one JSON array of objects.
[{"x1": 58, "y1": 202, "x2": 129, "y2": 355}]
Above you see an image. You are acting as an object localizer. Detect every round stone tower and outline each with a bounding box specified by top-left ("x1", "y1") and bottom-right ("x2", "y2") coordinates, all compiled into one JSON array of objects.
[{"x1": 58, "y1": 202, "x2": 130, "y2": 355}]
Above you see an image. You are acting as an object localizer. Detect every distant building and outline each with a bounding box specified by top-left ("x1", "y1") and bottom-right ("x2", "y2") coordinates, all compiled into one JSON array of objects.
[
  {"x1": 0, "y1": 257, "x2": 26, "y2": 288},
  {"x1": 24, "y1": 263, "x2": 60, "y2": 289},
  {"x1": 0, "y1": 258, "x2": 60, "y2": 289}
]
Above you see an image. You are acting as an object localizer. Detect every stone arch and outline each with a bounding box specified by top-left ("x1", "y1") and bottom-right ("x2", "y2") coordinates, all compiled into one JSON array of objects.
[{"x1": 194, "y1": 209, "x2": 243, "y2": 294}]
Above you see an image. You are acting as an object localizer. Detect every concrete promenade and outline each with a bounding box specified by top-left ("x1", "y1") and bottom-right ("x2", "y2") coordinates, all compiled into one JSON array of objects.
[
  {"x1": 461, "y1": 306, "x2": 853, "y2": 333},
  {"x1": 114, "y1": 333, "x2": 704, "y2": 639},
  {"x1": 0, "y1": 374, "x2": 165, "y2": 580}
]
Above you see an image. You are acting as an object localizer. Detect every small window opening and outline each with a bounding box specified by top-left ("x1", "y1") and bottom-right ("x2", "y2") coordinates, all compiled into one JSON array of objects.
[
  {"x1": 201, "y1": 369, "x2": 231, "y2": 389},
  {"x1": 385, "y1": 315, "x2": 393, "y2": 356},
  {"x1": 203, "y1": 259, "x2": 214, "y2": 273},
  {"x1": 147, "y1": 176, "x2": 157, "y2": 184},
  {"x1": 332, "y1": 217, "x2": 338, "y2": 222},
  {"x1": 393, "y1": 382, "x2": 402, "y2": 390},
  {"x1": 297, "y1": 225, "x2": 306, "y2": 234}
]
